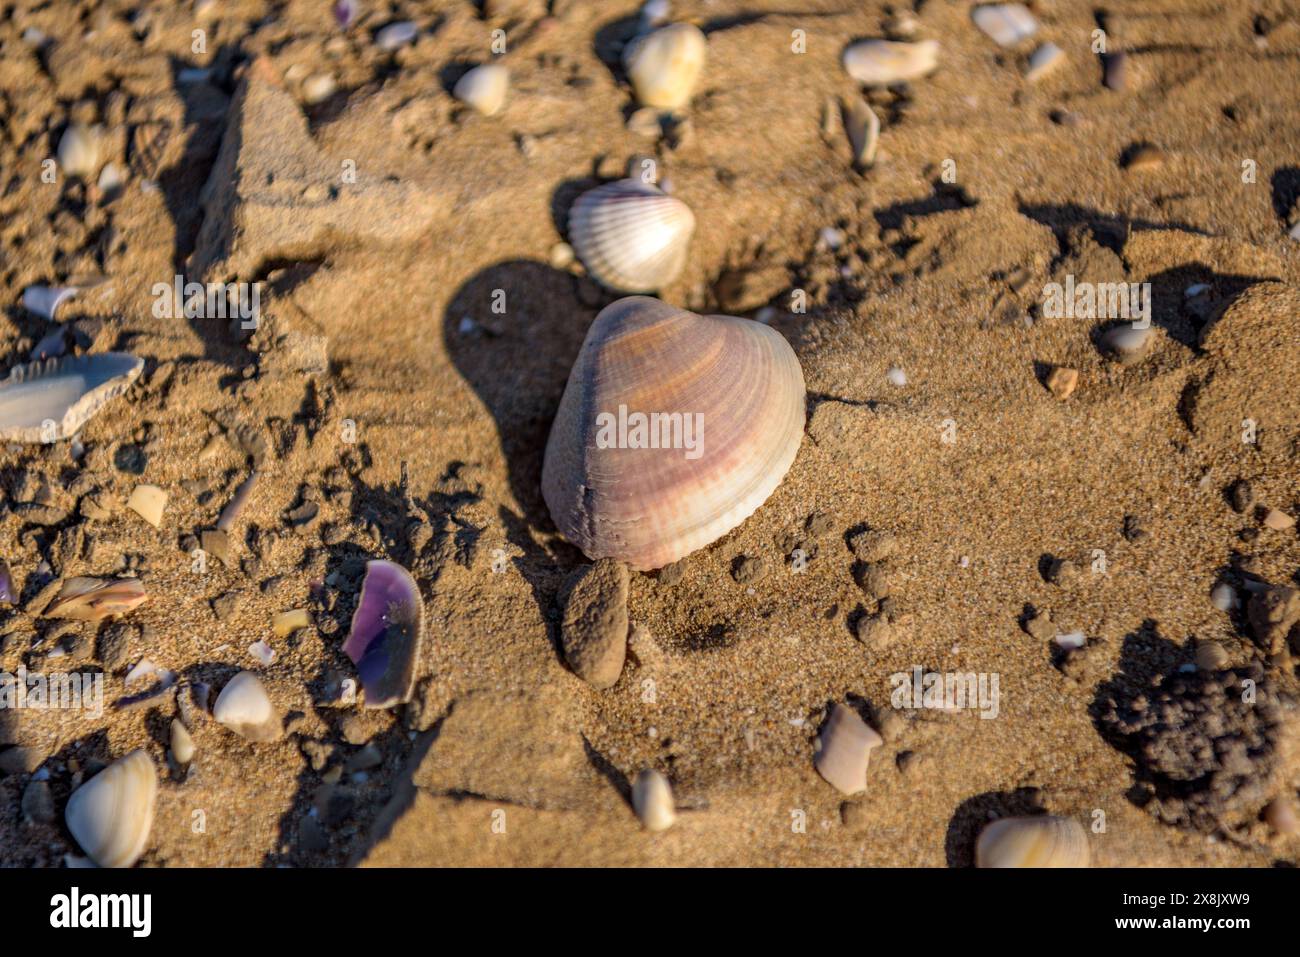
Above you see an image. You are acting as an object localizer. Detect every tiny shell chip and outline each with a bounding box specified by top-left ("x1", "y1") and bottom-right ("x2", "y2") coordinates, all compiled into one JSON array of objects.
[
  {"x1": 0, "y1": 559, "x2": 14, "y2": 604},
  {"x1": 813, "y1": 703, "x2": 883, "y2": 795},
  {"x1": 976, "y1": 815, "x2": 1090, "y2": 867},
  {"x1": 972, "y1": 3, "x2": 1038, "y2": 47},
  {"x1": 1099, "y1": 323, "x2": 1152, "y2": 363},
  {"x1": 65, "y1": 749, "x2": 157, "y2": 868},
  {"x1": 375, "y1": 20, "x2": 417, "y2": 51},
  {"x1": 632, "y1": 769, "x2": 676, "y2": 831},
  {"x1": 0, "y1": 353, "x2": 143, "y2": 444},
  {"x1": 213, "y1": 671, "x2": 282, "y2": 742},
  {"x1": 127, "y1": 484, "x2": 168, "y2": 527},
  {"x1": 453, "y1": 63, "x2": 509, "y2": 116},
  {"x1": 842, "y1": 95, "x2": 880, "y2": 170},
  {"x1": 43, "y1": 576, "x2": 146, "y2": 621},
  {"x1": 21, "y1": 285, "x2": 80, "y2": 322},
  {"x1": 842, "y1": 39, "x2": 939, "y2": 86},
  {"x1": 1025, "y1": 42, "x2": 1064, "y2": 82},
  {"x1": 343, "y1": 560, "x2": 424, "y2": 709},
  {"x1": 273, "y1": 607, "x2": 312, "y2": 636}
]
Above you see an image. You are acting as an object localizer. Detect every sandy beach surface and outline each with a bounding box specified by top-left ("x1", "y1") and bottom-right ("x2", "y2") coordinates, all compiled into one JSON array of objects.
[{"x1": 1, "y1": 0, "x2": 1299, "y2": 868}]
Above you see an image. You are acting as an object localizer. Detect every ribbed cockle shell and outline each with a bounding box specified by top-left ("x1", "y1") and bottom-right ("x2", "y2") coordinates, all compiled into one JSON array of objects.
[
  {"x1": 568, "y1": 179, "x2": 695, "y2": 294},
  {"x1": 976, "y1": 815, "x2": 1090, "y2": 868},
  {"x1": 542, "y1": 297, "x2": 805, "y2": 570}
]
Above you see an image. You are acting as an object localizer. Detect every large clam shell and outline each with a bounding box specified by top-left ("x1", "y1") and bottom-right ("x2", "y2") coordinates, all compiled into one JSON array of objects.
[
  {"x1": 623, "y1": 22, "x2": 707, "y2": 110},
  {"x1": 975, "y1": 815, "x2": 1090, "y2": 868},
  {"x1": 569, "y1": 179, "x2": 695, "y2": 294},
  {"x1": 542, "y1": 297, "x2": 805, "y2": 570},
  {"x1": 0, "y1": 352, "x2": 142, "y2": 443},
  {"x1": 65, "y1": 749, "x2": 157, "y2": 868}
]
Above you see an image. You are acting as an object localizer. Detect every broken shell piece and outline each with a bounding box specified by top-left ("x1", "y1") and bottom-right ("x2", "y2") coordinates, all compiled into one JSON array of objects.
[
  {"x1": 842, "y1": 95, "x2": 880, "y2": 170},
  {"x1": 43, "y1": 577, "x2": 146, "y2": 621},
  {"x1": 542, "y1": 297, "x2": 805, "y2": 570},
  {"x1": 169, "y1": 719, "x2": 195, "y2": 765},
  {"x1": 302, "y1": 73, "x2": 337, "y2": 105},
  {"x1": 813, "y1": 703, "x2": 883, "y2": 795},
  {"x1": 1025, "y1": 42, "x2": 1064, "y2": 82},
  {"x1": 21, "y1": 285, "x2": 81, "y2": 322},
  {"x1": 842, "y1": 39, "x2": 939, "y2": 86},
  {"x1": 343, "y1": 560, "x2": 423, "y2": 709},
  {"x1": 57, "y1": 123, "x2": 105, "y2": 179},
  {"x1": 976, "y1": 815, "x2": 1090, "y2": 867},
  {"x1": 213, "y1": 671, "x2": 282, "y2": 742},
  {"x1": 249, "y1": 640, "x2": 276, "y2": 666},
  {"x1": 568, "y1": 179, "x2": 696, "y2": 293},
  {"x1": 65, "y1": 749, "x2": 157, "y2": 868},
  {"x1": 0, "y1": 559, "x2": 14, "y2": 604},
  {"x1": 972, "y1": 4, "x2": 1038, "y2": 47},
  {"x1": 623, "y1": 22, "x2": 707, "y2": 110},
  {"x1": 1099, "y1": 324, "x2": 1152, "y2": 364},
  {"x1": 374, "y1": 20, "x2": 417, "y2": 50},
  {"x1": 453, "y1": 63, "x2": 509, "y2": 116},
  {"x1": 126, "y1": 484, "x2": 168, "y2": 527},
  {"x1": 0, "y1": 353, "x2": 143, "y2": 444},
  {"x1": 273, "y1": 607, "x2": 311, "y2": 636},
  {"x1": 1262, "y1": 508, "x2": 1295, "y2": 531},
  {"x1": 632, "y1": 769, "x2": 676, "y2": 831}
]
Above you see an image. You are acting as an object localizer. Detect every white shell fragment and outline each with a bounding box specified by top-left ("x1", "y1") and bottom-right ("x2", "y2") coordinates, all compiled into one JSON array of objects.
[
  {"x1": 1099, "y1": 323, "x2": 1152, "y2": 363},
  {"x1": 568, "y1": 179, "x2": 696, "y2": 293},
  {"x1": 1210, "y1": 582, "x2": 1236, "y2": 611},
  {"x1": 842, "y1": 39, "x2": 939, "y2": 86},
  {"x1": 632, "y1": 769, "x2": 676, "y2": 831},
  {"x1": 972, "y1": 4, "x2": 1039, "y2": 47},
  {"x1": 21, "y1": 285, "x2": 80, "y2": 322},
  {"x1": 813, "y1": 703, "x2": 883, "y2": 795},
  {"x1": 170, "y1": 719, "x2": 195, "y2": 765},
  {"x1": 57, "y1": 123, "x2": 105, "y2": 179},
  {"x1": 623, "y1": 22, "x2": 707, "y2": 110},
  {"x1": 64, "y1": 749, "x2": 158, "y2": 868},
  {"x1": 375, "y1": 21, "x2": 417, "y2": 51},
  {"x1": 126, "y1": 484, "x2": 168, "y2": 527},
  {"x1": 1025, "y1": 42, "x2": 1064, "y2": 82},
  {"x1": 213, "y1": 670, "x2": 282, "y2": 742},
  {"x1": 453, "y1": 63, "x2": 509, "y2": 116},
  {"x1": 0, "y1": 353, "x2": 142, "y2": 444},
  {"x1": 842, "y1": 95, "x2": 880, "y2": 170},
  {"x1": 976, "y1": 815, "x2": 1090, "y2": 867}
]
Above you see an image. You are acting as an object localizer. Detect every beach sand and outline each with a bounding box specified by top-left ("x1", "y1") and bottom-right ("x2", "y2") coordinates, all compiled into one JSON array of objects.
[{"x1": 1, "y1": 0, "x2": 1298, "y2": 867}]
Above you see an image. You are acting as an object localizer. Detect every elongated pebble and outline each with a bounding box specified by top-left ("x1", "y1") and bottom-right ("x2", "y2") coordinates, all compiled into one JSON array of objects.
[
  {"x1": 1025, "y1": 42, "x2": 1064, "y2": 82},
  {"x1": 632, "y1": 769, "x2": 676, "y2": 831}
]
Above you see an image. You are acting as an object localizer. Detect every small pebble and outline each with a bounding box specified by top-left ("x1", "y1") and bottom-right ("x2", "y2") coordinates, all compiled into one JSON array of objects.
[
  {"x1": 1044, "y1": 366, "x2": 1078, "y2": 399},
  {"x1": 1229, "y1": 479, "x2": 1254, "y2": 514},
  {"x1": 732, "y1": 555, "x2": 769, "y2": 584},
  {"x1": 1103, "y1": 51, "x2": 1128, "y2": 91},
  {"x1": 561, "y1": 559, "x2": 629, "y2": 690},
  {"x1": 886, "y1": 366, "x2": 907, "y2": 387}
]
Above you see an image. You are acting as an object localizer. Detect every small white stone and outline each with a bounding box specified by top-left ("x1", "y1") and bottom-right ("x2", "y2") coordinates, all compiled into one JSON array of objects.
[
  {"x1": 375, "y1": 21, "x2": 417, "y2": 51},
  {"x1": 453, "y1": 63, "x2": 509, "y2": 116},
  {"x1": 886, "y1": 366, "x2": 907, "y2": 387},
  {"x1": 1210, "y1": 583, "x2": 1236, "y2": 611},
  {"x1": 632, "y1": 769, "x2": 676, "y2": 831}
]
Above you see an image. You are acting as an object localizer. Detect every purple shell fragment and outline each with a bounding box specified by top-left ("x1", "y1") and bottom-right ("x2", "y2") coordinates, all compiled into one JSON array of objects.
[
  {"x1": 0, "y1": 560, "x2": 14, "y2": 604},
  {"x1": 343, "y1": 560, "x2": 423, "y2": 709},
  {"x1": 333, "y1": 0, "x2": 358, "y2": 29}
]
